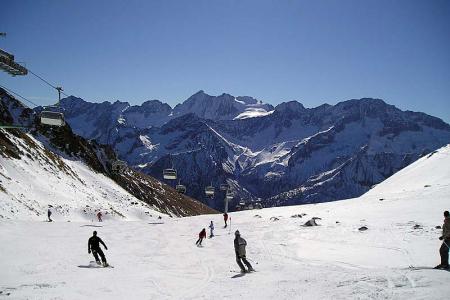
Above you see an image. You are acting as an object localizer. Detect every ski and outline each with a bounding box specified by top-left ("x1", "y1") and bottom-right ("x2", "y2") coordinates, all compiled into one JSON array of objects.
[{"x1": 408, "y1": 266, "x2": 449, "y2": 271}]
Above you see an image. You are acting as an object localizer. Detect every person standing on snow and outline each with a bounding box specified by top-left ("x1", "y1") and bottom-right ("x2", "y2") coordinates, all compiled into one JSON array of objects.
[
  {"x1": 47, "y1": 206, "x2": 52, "y2": 222},
  {"x1": 209, "y1": 221, "x2": 214, "y2": 238},
  {"x1": 196, "y1": 228, "x2": 207, "y2": 246},
  {"x1": 223, "y1": 213, "x2": 228, "y2": 228},
  {"x1": 97, "y1": 211, "x2": 103, "y2": 222},
  {"x1": 234, "y1": 230, "x2": 254, "y2": 273},
  {"x1": 436, "y1": 210, "x2": 450, "y2": 269},
  {"x1": 88, "y1": 231, "x2": 109, "y2": 267}
]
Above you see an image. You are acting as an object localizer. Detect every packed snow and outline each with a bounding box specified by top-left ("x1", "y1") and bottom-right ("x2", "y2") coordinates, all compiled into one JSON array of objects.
[{"x1": 1, "y1": 145, "x2": 449, "y2": 299}]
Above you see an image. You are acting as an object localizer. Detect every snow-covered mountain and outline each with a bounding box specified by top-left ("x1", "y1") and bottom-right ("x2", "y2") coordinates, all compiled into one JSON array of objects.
[
  {"x1": 56, "y1": 91, "x2": 450, "y2": 211},
  {"x1": 1, "y1": 143, "x2": 449, "y2": 299},
  {"x1": 0, "y1": 88, "x2": 215, "y2": 219}
]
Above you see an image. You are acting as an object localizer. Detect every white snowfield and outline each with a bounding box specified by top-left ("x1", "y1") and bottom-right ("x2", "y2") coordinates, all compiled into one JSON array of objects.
[
  {"x1": 0, "y1": 131, "x2": 166, "y2": 221},
  {"x1": 1, "y1": 145, "x2": 450, "y2": 299}
]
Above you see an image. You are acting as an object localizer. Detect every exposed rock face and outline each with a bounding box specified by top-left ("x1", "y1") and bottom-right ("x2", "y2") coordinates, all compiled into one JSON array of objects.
[{"x1": 47, "y1": 89, "x2": 450, "y2": 211}]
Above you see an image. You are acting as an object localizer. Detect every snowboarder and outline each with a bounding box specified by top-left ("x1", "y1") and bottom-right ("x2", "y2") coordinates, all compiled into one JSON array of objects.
[
  {"x1": 47, "y1": 206, "x2": 52, "y2": 222},
  {"x1": 196, "y1": 228, "x2": 207, "y2": 246},
  {"x1": 234, "y1": 230, "x2": 254, "y2": 273},
  {"x1": 209, "y1": 221, "x2": 214, "y2": 238},
  {"x1": 435, "y1": 210, "x2": 450, "y2": 270},
  {"x1": 223, "y1": 213, "x2": 228, "y2": 228},
  {"x1": 97, "y1": 211, "x2": 103, "y2": 222},
  {"x1": 88, "y1": 231, "x2": 108, "y2": 267}
]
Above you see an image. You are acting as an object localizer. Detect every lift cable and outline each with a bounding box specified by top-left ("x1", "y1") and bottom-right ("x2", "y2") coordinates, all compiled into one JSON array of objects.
[
  {"x1": 0, "y1": 84, "x2": 39, "y2": 108},
  {"x1": 27, "y1": 68, "x2": 70, "y2": 98}
]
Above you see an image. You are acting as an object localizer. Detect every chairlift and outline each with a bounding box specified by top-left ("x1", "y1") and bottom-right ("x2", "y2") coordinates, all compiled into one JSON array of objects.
[
  {"x1": 40, "y1": 87, "x2": 65, "y2": 127},
  {"x1": 220, "y1": 183, "x2": 229, "y2": 191},
  {"x1": 163, "y1": 169, "x2": 177, "y2": 180},
  {"x1": 226, "y1": 191, "x2": 234, "y2": 199},
  {"x1": 176, "y1": 184, "x2": 186, "y2": 194},
  {"x1": 0, "y1": 48, "x2": 28, "y2": 76},
  {"x1": 112, "y1": 160, "x2": 127, "y2": 172},
  {"x1": 205, "y1": 186, "x2": 215, "y2": 197},
  {"x1": 40, "y1": 110, "x2": 65, "y2": 127}
]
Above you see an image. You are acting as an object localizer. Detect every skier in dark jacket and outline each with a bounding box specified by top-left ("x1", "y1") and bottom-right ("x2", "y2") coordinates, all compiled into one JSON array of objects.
[
  {"x1": 196, "y1": 228, "x2": 207, "y2": 246},
  {"x1": 436, "y1": 210, "x2": 450, "y2": 269},
  {"x1": 47, "y1": 207, "x2": 52, "y2": 222},
  {"x1": 88, "y1": 231, "x2": 108, "y2": 266},
  {"x1": 223, "y1": 213, "x2": 229, "y2": 228},
  {"x1": 234, "y1": 230, "x2": 254, "y2": 273}
]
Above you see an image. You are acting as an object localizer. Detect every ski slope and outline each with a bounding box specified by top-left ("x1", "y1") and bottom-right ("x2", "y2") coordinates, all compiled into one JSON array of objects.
[{"x1": 1, "y1": 145, "x2": 449, "y2": 299}]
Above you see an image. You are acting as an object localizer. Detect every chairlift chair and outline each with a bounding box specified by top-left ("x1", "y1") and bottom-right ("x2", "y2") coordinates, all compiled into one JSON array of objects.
[
  {"x1": 205, "y1": 186, "x2": 215, "y2": 197},
  {"x1": 40, "y1": 110, "x2": 65, "y2": 127},
  {"x1": 40, "y1": 87, "x2": 65, "y2": 127},
  {"x1": 176, "y1": 184, "x2": 186, "y2": 194},
  {"x1": 112, "y1": 160, "x2": 127, "y2": 172},
  {"x1": 226, "y1": 191, "x2": 234, "y2": 199},
  {"x1": 220, "y1": 184, "x2": 229, "y2": 191},
  {"x1": 163, "y1": 169, "x2": 177, "y2": 180}
]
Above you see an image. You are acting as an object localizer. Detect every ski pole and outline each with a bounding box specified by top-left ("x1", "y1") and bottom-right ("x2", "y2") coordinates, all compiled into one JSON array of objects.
[
  {"x1": 247, "y1": 257, "x2": 258, "y2": 264},
  {"x1": 228, "y1": 217, "x2": 232, "y2": 234},
  {"x1": 444, "y1": 240, "x2": 449, "y2": 249}
]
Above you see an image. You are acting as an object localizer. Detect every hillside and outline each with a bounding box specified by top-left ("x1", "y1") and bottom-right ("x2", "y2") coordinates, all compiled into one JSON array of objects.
[
  {"x1": 0, "y1": 88, "x2": 215, "y2": 218},
  {"x1": 0, "y1": 144, "x2": 449, "y2": 299}
]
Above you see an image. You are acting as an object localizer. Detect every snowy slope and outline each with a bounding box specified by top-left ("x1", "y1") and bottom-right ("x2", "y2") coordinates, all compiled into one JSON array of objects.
[
  {"x1": 1, "y1": 145, "x2": 449, "y2": 299},
  {"x1": 0, "y1": 130, "x2": 164, "y2": 221}
]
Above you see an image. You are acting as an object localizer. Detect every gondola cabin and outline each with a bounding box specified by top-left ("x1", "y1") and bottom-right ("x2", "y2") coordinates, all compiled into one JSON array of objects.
[
  {"x1": 40, "y1": 111, "x2": 65, "y2": 127},
  {"x1": 163, "y1": 169, "x2": 177, "y2": 180}
]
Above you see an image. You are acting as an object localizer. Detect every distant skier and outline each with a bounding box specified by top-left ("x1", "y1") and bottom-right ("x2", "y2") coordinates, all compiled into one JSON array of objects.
[
  {"x1": 88, "y1": 231, "x2": 108, "y2": 267},
  {"x1": 97, "y1": 211, "x2": 103, "y2": 222},
  {"x1": 435, "y1": 210, "x2": 450, "y2": 270},
  {"x1": 209, "y1": 221, "x2": 214, "y2": 238},
  {"x1": 223, "y1": 213, "x2": 228, "y2": 228},
  {"x1": 47, "y1": 206, "x2": 52, "y2": 222},
  {"x1": 196, "y1": 228, "x2": 207, "y2": 246},
  {"x1": 234, "y1": 230, "x2": 254, "y2": 273}
]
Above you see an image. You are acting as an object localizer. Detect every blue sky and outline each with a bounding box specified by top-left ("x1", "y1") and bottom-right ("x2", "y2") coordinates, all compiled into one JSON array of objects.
[{"x1": 1, "y1": 0, "x2": 449, "y2": 122}]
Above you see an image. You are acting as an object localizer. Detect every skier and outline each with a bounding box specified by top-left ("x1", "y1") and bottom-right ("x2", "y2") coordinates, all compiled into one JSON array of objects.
[
  {"x1": 435, "y1": 210, "x2": 450, "y2": 269},
  {"x1": 223, "y1": 212, "x2": 228, "y2": 228},
  {"x1": 196, "y1": 228, "x2": 206, "y2": 246},
  {"x1": 88, "y1": 231, "x2": 108, "y2": 267},
  {"x1": 47, "y1": 206, "x2": 52, "y2": 222},
  {"x1": 234, "y1": 230, "x2": 254, "y2": 273},
  {"x1": 209, "y1": 221, "x2": 214, "y2": 238},
  {"x1": 97, "y1": 211, "x2": 103, "y2": 222}
]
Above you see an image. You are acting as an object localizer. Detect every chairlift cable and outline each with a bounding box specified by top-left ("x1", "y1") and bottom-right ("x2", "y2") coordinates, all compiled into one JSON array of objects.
[{"x1": 0, "y1": 84, "x2": 39, "y2": 108}]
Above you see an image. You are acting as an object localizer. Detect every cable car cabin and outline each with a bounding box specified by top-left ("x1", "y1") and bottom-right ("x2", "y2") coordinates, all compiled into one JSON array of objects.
[
  {"x1": 163, "y1": 169, "x2": 177, "y2": 180},
  {"x1": 205, "y1": 186, "x2": 215, "y2": 197},
  {"x1": 220, "y1": 184, "x2": 229, "y2": 191},
  {"x1": 40, "y1": 111, "x2": 65, "y2": 127},
  {"x1": 176, "y1": 184, "x2": 186, "y2": 194},
  {"x1": 112, "y1": 160, "x2": 127, "y2": 172}
]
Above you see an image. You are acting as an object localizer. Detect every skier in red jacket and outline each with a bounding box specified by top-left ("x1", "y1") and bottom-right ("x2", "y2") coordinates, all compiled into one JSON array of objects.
[{"x1": 196, "y1": 228, "x2": 206, "y2": 246}]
